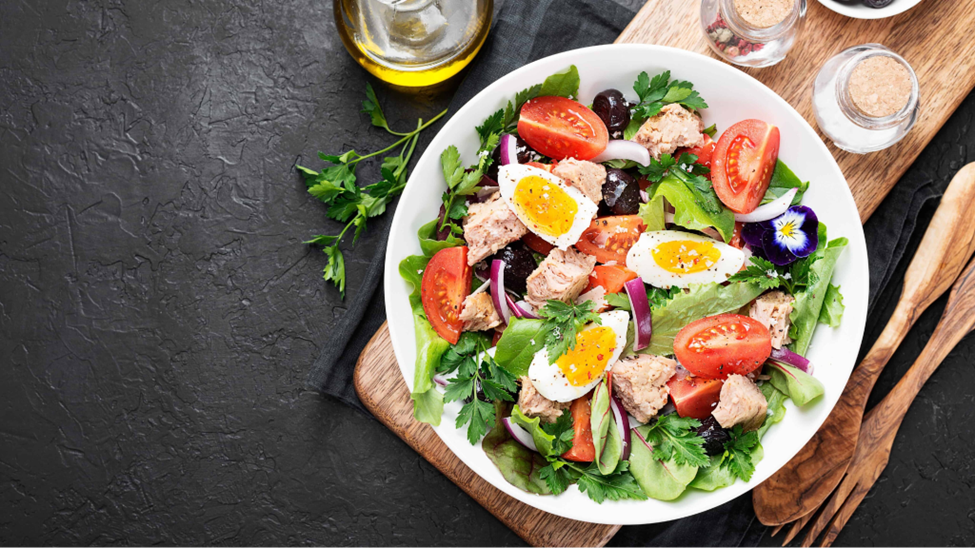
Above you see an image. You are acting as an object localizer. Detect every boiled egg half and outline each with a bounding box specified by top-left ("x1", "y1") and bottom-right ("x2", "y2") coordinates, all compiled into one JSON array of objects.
[
  {"x1": 498, "y1": 163, "x2": 598, "y2": 250},
  {"x1": 626, "y1": 230, "x2": 745, "y2": 288},
  {"x1": 528, "y1": 310, "x2": 629, "y2": 402}
]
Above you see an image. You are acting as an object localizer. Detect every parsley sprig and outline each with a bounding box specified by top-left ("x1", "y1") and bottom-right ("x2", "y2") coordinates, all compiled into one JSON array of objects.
[
  {"x1": 719, "y1": 425, "x2": 761, "y2": 481},
  {"x1": 441, "y1": 333, "x2": 518, "y2": 444},
  {"x1": 299, "y1": 84, "x2": 447, "y2": 297},
  {"x1": 728, "y1": 255, "x2": 821, "y2": 294},
  {"x1": 639, "y1": 152, "x2": 723, "y2": 215},
  {"x1": 540, "y1": 460, "x2": 647, "y2": 502},
  {"x1": 538, "y1": 300, "x2": 602, "y2": 363},
  {"x1": 641, "y1": 414, "x2": 710, "y2": 468},
  {"x1": 632, "y1": 70, "x2": 708, "y2": 120}
]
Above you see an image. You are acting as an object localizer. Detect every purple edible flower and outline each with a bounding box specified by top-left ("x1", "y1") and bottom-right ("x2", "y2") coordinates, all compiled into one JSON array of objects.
[{"x1": 742, "y1": 206, "x2": 819, "y2": 266}]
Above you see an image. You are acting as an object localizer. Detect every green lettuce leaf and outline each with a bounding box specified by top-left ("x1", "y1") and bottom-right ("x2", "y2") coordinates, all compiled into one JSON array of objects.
[
  {"x1": 510, "y1": 405, "x2": 557, "y2": 458},
  {"x1": 762, "y1": 160, "x2": 810, "y2": 205},
  {"x1": 788, "y1": 225, "x2": 849, "y2": 356},
  {"x1": 590, "y1": 380, "x2": 622, "y2": 475},
  {"x1": 482, "y1": 402, "x2": 551, "y2": 495},
  {"x1": 399, "y1": 253, "x2": 449, "y2": 425},
  {"x1": 768, "y1": 362, "x2": 825, "y2": 406},
  {"x1": 494, "y1": 317, "x2": 552, "y2": 377},
  {"x1": 639, "y1": 194, "x2": 667, "y2": 232},
  {"x1": 652, "y1": 173, "x2": 735, "y2": 242},
  {"x1": 640, "y1": 282, "x2": 765, "y2": 356},
  {"x1": 628, "y1": 426, "x2": 698, "y2": 500},
  {"x1": 818, "y1": 284, "x2": 845, "y2": 328},
  {"x1": 417, "y1": 218, "x2": 464, "y2": 257},
  {"x1": 758, "y1": 382, "x2": 788, "y2": 439}
]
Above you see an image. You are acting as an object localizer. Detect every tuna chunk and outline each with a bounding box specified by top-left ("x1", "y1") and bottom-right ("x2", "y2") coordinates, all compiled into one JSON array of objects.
[
  {"x1": 518, "y1": 376, "x2": 570, "y2": 423},
  {"x1": 631, "y1": 104, "x2": 705, "y2": 159},
  {"x1": 459, "y1": 291, "x2": 501, "y2": 332},
  {"x1": 612, "y1": 354, "x2": 678, "y2": 423},
  {"x1": 525, "y1": 247, "x2": 597, "y2": 309},
  {"x1": 576, "y1": 285, "x2": 610, "y2": 312},
  {"x1": 712, "y1": 374, "x2": 768, "y2": 432},
  {"x1": 552, "y1": 158, "x2": 606, "y2": 205},
  {"x1": 749, "y1": 290, "x2": 795, "y2": 349},
  {"x1": 463, "y1": 192, "x2": 528, "y2": 266}
]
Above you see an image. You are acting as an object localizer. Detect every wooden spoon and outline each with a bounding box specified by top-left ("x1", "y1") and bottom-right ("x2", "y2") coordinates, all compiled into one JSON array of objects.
[{"x1": 753, "y1": 163, "x2": 975, "y2": 526}]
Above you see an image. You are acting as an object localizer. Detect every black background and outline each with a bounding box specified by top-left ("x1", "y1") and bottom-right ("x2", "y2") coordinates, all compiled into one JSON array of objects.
[{"x1": 1, "y1": 0, "x2": 973, "y2": 545}]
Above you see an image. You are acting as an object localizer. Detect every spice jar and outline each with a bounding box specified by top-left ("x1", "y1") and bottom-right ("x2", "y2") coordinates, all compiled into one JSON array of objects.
[
  {"x1": 700, "y1": 0, "x2": 805, "y2": 68},
  {"x1": 812, "y1": 44, "x2": 919, "y2": 154}
]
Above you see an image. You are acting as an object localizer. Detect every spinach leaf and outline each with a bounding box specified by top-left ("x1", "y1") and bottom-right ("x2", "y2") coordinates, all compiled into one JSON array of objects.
[
  {"x1": 788, "y1": 224, "x2": 849, "y2": 356},
  {"x1": 539, "y1": 65, "x2": 581, "y2": 99},
  {"x1": 651, "y1": 173, "x2": 735, "y2": 242},
  {"x1": 399, "y1": 253, "x2": 449, "y2": 425},
  {"x1": 818, "y1": 283, "x2": 846, "y2": 328},
  {"x1": 482, "y1": 402, "x2": 551, "y2": 495},
  {"x1": 768, "y1": 362, "x2": 825, "y2": 406},
  {"x1": 640, "y1": 282, "x2": 765, "y2": 356},
  {"x1": 494, "y1": 317, "x2": 553, "y2": 377},
  {"x1": 628, "y1": 426, "x2": 699, "y2": 501},
  {"x1": 688, "y1": 444, "x2": 764, "y2": 491},
  {"x1": 590, "y1": 380, "x2": 622, "y2": 475},
  {"x1": 762, "y1": 160, "x2": 810, "y2": 205}
]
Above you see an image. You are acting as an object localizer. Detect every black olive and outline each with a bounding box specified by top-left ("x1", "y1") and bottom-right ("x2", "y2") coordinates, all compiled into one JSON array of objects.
[
  {"x1": 696, "y1": 416, "x2": 731, "y2": 457},
  {"x1": 592, "y1": 89, "x2": 631, "y2": 136},
  {"x1": 600, "y1": 168, "x2": 641, "y2": 215},
  {"x1": 487, "y1": 135, "x2": 539, "y2": 180},
  {"x1": 480, "y1": 241, "x2": 537, "y2": 294}
]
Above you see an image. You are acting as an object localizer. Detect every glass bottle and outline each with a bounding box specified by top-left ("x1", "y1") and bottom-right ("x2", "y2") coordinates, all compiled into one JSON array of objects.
[
  {"x1": 700, "y1": 0, "x2": 805, "y2": 68},
  {"x1": 812, "y1": 44, "x2": 919, "y2": 154},
  {"x1": 334, "y1": 0, "x2": 493, "y2": 88}
]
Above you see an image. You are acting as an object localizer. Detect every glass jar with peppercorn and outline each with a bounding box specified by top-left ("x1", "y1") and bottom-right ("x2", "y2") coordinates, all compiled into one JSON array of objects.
[{"x1": 700, "y1": 0, "x2": 805, "y2": 68}]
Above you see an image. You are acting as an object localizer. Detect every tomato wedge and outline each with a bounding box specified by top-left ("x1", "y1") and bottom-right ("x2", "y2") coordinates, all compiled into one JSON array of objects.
[
  {"x1": 522, "y1": 232, "x2": 555, "y2": 255},
  {"x1": 518, "y1": 96, "x2": 609, "y2": 161},
  {"x1": 584, "y1": 264, "x2": 638, "y2": 294},
  {"x1": 674, "y1": 313, "x2": 772, "y2": 379},
  {"x1": 561, "y1": 394, "x2": 596, "y2": 462},
  {"x1": 729, "y1": 221, "x2": 746, "y2": 250},
  {"x1": 667, "y1": 367, "x2": 724, "y2": 420},
  {"x1": 575, "y1": 216, "x2": 646, "y2": 264},
  {"x1": 420, "y1": 246, "x2": 472, "y2": 345},
  {"x1": 679, "y1": 133, "x2": 716, "y2": 172},
  {"x1": 711, "y1": 120, "x2": 780, "y2": 214}
]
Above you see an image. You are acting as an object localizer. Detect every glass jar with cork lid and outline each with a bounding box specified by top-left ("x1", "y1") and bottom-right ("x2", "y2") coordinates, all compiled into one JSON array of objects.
[
  {"x1": 812, "y1": 44, "x2": 920, "y2": 154},
  {"x1": 700, "y1": 0, "x2": 806, "y2": 68}
]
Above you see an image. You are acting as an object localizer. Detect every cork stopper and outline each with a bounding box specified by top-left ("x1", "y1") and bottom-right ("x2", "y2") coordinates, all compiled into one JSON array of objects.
[
  {"x1": 732, "y1": 0, "x2": 792, "y2": 28},
  {"x1": 848, "y1": 56, "x2": 912, "y2": 118}
]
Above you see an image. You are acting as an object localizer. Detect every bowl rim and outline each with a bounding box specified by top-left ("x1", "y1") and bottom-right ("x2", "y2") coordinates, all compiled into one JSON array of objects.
[{"x1": 815, "y1": 0, "x2": 924, "y2": 20}]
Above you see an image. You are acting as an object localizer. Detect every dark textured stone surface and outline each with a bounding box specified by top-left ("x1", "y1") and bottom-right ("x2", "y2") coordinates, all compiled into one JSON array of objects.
[{"x1": 0, "y1": 0, "x2": 972, "y2": 545}]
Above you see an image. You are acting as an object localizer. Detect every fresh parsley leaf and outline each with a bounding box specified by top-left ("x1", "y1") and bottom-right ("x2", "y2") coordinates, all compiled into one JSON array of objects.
[
  {"x1": 538, "y1": 300, "x2": 602, "y2": 363},
  {"x1": 540, "y1": 412, "x2": 575, "y2": 456},
  {"x1": 503, "y1": 84, "x2": 542, "y2": 128},
  {"x1": 720, "y1": 425, "x2": 760, "y2": 482},
  {"x1": 322, "y1": 244, "x2": 346, "y2": 297},
  {"x1": 539, "y1": 460, "x2": 578, "y2": 496},
  {"x1": 444, "y1": 335, "x2": 518, "y2": 444},
  {"x1": 573, "y1": 462, "x2": 648, "y2": 503},
  {"x1": 361, "y1": 83, "x2": 406, "y2": 136},
  {"x1": 457, "y1": 397, "x2": 495, "y2": 445},
  {"x1": 639, "y1": 153, "x2": 722, "y2": 215},
  {"x1": 605, "y1": 286, "x2": 679, "y2": 312},
  {"x1": 728, "y1": 255, "x2": 821, "y2": 294},
  {"x1": 476, "y1": 110, "x2": 504, "y2": 150},
  {"x1": 632, "y1": 70, "x2": 709, "y2": 121},
  {"x1": 703, "y1": 123, "x2": 717, "y2": 138},
  {"x1": 441, "y1": 145, "x2": 465, "y2": 189},
  {"x1": 642, "y1": 414, "x2": 710, "y2": 468}
]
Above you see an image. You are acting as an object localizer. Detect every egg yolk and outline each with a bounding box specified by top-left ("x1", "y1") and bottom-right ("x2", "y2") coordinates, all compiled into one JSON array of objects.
[
  {"x1": 512, "y1": 176, "x2": 578, "y2": 237},
  {"x1": 652, "y1": 240, "x2": 722, "y2": 274},
  {"x1": 555, "y1": 326, "x2": 617, "y2": 386}
]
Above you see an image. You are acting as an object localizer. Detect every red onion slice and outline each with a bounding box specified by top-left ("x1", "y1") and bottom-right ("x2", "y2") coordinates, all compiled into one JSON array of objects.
[
  {"x1": 511, "y1": 299, "x2": 540, "y2": 320},
  {"x1": 640, "y1": 190, "x2": 649, "y2": 203},
  {"x1": 590, "y1": 139, "x2": 651, "y2": 166},
  {"x1": 433, "y1": 374, "x2": 449, "y2": 386},
  {"x1": 490, "y1": 260, "x2": 512, "y2": 324},
  {"x1": 498, "y1": 134, "x2": 519, "y2": 166},
  {"x1": 502, "y1": 417, "x2": 538, "y2": 451},
  {"x1": 734, "y1": 188, "x2": 798, "y2": 223},
  {"x1": 624, "y1": 277, "x2": 652, "y2": 351},
  {"x1": 610, "y1": 393, "x2": 631, "y2": 460},
  {"x1": 770, "y1": 346, "x2": 814, "y2": 375},
  {"x1": 505, "y1": 293, "x2": 523, "y2": 319}
]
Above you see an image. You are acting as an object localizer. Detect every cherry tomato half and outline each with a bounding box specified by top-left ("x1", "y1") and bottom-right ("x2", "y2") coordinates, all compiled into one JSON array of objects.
[
  {"x1": 673, "y1": 313, "x2": 772, "y2": 379},
  {"x1": 584, "y1": 264, "x2": 638, "y2": 294},
  {"x1": 574, "y1": 215, "x2": 646, "y2": 264},
  {"x1": 667, "y1": 367, "x2": 724, "y2": 420},
  {"x1": 679, "y1": 133, "x2": 716, "y2": 173},
  {"x1": 518, "y1": 96, "x2": 609, "y2": 161},
  {"x1": 420, "y1": 246, "x2": 472, "y2": 345},
  {"x1": 711, "y1": 120, "x2": 780, "y2": 214}
]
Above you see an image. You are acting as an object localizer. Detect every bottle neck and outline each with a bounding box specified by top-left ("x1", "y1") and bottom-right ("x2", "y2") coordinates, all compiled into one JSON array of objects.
[{"x1": 718, "y1": 0, "x2": 804, "y2": 42}]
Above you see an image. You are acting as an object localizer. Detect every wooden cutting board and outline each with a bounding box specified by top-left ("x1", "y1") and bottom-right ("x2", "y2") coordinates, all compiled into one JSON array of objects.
[{"x1": 355, "y1": 1, "x2": 975, "y2": 546}]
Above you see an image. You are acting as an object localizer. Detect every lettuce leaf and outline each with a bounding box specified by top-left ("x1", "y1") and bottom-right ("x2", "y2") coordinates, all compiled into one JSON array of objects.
[
  {"x1": 590, "y1": 380, "x2": 622, "y2": 475},
  {"x1": 762, "y1": 160, "x2": 809, "y2": 205},
  {"x1": 768, "y1": 362, "x2": 825, "y2": 406},
  {"x1": 482, "y1": 402, "x2": 551, "y2": 495},
  {"x1": 510, "y1": 405, "x2": 557, "y2": 458},
  {"x1": 629, "y1": 426, "x2": 698, "y2": 500},
  {"x1": 818, "y1": 284, "x2": 845, "y2": 327},
  {"x1": 788, "y1": 224, "x2": 849, "y2": 356},
  {"x1": 651, "y1": 173, "x2": 735, "y2": 242},
  {"x1": 639, "y1": 194, "x2": 667, "y2": 232},
  {"x1": 758, "y1": 382, "x2": 788, "y2": 439},
  {"x1": 494, "y1": 317, "x2": 552, "y2": 378},
  {"x1": 640, "y1": 282, "x2": 766, "y2": 356},
  {"x1": 688, "y1": 444, "x2": 764, "y2": 492}
]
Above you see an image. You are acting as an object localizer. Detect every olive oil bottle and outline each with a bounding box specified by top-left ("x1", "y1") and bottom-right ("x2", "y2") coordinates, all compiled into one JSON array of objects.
[{"x1": 334, "y1": 0, "x2": 492, "y2": 88}]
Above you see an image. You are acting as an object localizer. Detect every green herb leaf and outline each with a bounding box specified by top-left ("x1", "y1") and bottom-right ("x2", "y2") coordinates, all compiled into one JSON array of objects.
[
  {"x1": 538, "y1": 300, "x2": 602, "y2": 363},
  {"x1": 539, "y1": 65, "x2": 581, "y2": 99},
  {"x1": 590, "y1": 379, "x2": 622, "y2": 475},
  {"x1": 494, "y1": 317, "x2": 553, "y2": 377},
  {"x1": 632, "y1": 70, "x2": 709, "y2": 122},
  {"x1": 649, "y1": 173, "x2": 735, "y2": 242},
  {"x1": 629, "y1": 425, "x2": 699, "y2": 500},
  {"x1": 720, "y1": 425, "x2": 760, "y2": 482},
  {"x1": 642, "y1": 414, "x2": 710, "y2": 468},
  {"x1": 503, "y1": 84, "x2": 543, "y2": 128},
  {"x1": 573, "y1": 462, "x2": 648, "y2": 504}
]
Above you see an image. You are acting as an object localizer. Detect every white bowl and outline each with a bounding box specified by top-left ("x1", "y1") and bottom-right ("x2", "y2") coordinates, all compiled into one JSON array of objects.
[
  {"x1": 817, "y1": 0, "x2": 923, "y2": 20},
  {"x1": 383, "y1": 44, "x2": 868, "y2": 525}
]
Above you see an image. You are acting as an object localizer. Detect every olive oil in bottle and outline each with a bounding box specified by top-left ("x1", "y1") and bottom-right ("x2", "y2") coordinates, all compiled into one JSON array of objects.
[{"x1": 334, "y1": 0, "x2": 492, "y2": 88}]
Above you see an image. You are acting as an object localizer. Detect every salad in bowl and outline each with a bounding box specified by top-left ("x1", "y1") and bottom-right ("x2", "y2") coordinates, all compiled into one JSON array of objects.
[{"x1": 386, "y1": 45, "x2": 867, "y2": 523}]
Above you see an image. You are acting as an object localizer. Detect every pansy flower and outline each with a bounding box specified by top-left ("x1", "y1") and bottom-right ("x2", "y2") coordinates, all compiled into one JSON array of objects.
[{"x1": 741, "y1": 206, "x2": 819, "y2": 266}]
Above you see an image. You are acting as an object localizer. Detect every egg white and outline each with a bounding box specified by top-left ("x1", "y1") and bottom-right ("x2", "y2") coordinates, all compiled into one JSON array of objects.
[
  {"x1": 528, "y1": 310, "x2": 630, "y2": 402},
  {"x1": 497, "y1": 163, "x2": 598, "y2": 250},
  {"x1": 626, "y1": 230, "x2": 745, "y2": 289}
]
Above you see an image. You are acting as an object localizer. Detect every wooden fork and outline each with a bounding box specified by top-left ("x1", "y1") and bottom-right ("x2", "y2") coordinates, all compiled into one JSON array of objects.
[{"x1": 798, "y1": 254, "x2": 975, "y2": 546}]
